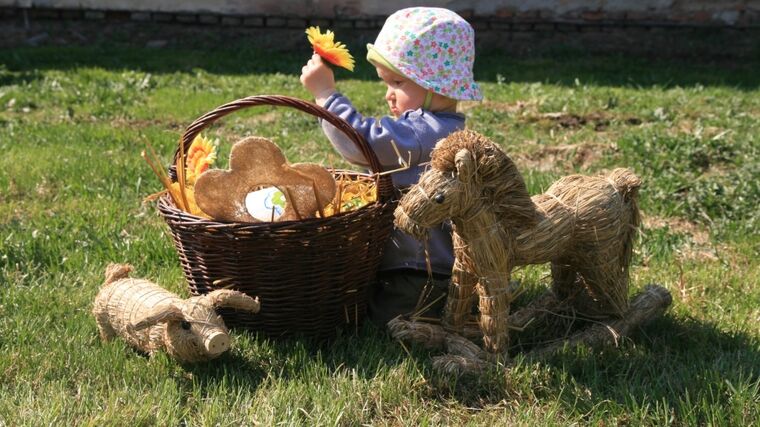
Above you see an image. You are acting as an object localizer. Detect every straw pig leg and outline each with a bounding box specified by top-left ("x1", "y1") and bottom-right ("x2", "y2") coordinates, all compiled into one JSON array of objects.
[{"x1": 93, "y1": 310, "x2": 118, "y2": 341}]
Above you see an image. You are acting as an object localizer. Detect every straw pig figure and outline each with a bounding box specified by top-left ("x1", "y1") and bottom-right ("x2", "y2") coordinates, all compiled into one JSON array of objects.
[
  {"x1": 93, "y1": 263, "x2": 260, "y2": 363},
  {"x1": 393, "y1": 130, "x2": 641, "y2": 356}
]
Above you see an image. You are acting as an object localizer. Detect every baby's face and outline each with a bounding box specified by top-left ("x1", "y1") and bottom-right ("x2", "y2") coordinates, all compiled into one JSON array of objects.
[{"x1": 376, "y1": 65, "x2": 428, "y2": 118}]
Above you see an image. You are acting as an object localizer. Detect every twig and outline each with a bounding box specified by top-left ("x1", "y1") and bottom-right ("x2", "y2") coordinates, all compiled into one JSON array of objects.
[
  {"x1": 376, "y1": 140, "x2": 412, "y2": 176},
  {"x1": 311, "y1": 180, "x2": 325, "y2": 218},
  {"x1": 397, "y1": 339, "x2": 427, "y2": 386},
  {"x1": 176, "y1": 137, "x2": 190, "y2": 212},
  {"x1": 334, "y1": 172, "x2": 345, "y2": 214},
  {"x1": 283, "y1": 187, "x2": 302, "y2": 220}
]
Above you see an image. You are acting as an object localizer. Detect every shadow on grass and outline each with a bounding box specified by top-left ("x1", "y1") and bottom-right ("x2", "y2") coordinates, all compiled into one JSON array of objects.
[
  {"x1": 432, "y1": 314, "x2": 759, "y2": 419},
  {"x1": 182, "y1": 322, "x2": 413, "y2": 391},
  {"x1": 172, "y1": 306, "x2": 758, "y2": 423},
  {"x1": 1, "y1": 24, "x2": 759, "y2": 89},
  {"x1": 183, "y1": 351, "x2": 270, "y2": 391}
]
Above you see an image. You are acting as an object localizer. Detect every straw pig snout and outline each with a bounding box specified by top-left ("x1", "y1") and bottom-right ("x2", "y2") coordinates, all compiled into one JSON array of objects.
[{"x1": 203, "y1": 330, "x2": 230, "y2": 355}]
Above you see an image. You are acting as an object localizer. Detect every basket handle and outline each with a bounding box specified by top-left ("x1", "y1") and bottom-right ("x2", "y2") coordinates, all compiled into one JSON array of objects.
[{"x1": 175, "y1": 95, "x2": 394, "y2": 201}]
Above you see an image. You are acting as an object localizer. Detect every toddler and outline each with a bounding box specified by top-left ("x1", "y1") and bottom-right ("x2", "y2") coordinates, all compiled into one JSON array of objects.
[{"x1": 300, "y1": 7, "x2": 483, "y2": 327}]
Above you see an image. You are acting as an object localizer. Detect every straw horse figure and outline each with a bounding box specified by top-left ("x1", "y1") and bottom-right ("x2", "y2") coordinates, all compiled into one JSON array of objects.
[{"x1": 392, "y1": 130, "x2": 642, "y2": 356}]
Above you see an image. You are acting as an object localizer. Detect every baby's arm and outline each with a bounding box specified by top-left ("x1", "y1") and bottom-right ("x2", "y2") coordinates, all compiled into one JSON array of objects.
[
  {"x1": 321, "y1": 94, "x2": 425, "y2": 171},
  {"x1": 300, "y1": 58, "x2": 439, "y2": 172},
  {"x1": 300, "y1": 54, "x2": 337, "y2": 106}
]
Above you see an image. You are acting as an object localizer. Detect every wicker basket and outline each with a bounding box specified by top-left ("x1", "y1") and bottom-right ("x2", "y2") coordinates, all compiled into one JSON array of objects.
[{"x1": 157, "y1": 95, "x2": 396, "y2": 339}]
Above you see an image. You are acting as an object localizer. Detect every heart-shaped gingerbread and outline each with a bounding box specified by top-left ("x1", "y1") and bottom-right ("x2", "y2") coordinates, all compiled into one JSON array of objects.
[{"x1": 194, "y1": 137, "x2": 336, "y2": 222}]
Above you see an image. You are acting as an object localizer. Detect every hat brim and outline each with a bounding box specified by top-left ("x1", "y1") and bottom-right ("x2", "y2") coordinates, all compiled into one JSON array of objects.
[
  {"x1": 366, "y1": 43, "x2": 483, "y2": 101},
  {"x1": 366, "y1": 44, "x2": 404, "y2": 76}
]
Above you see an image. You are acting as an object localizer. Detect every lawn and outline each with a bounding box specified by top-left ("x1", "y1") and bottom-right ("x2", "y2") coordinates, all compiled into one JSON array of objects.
[{"x1": 1, "y1": 26, "x2": 758, "y2": 425}]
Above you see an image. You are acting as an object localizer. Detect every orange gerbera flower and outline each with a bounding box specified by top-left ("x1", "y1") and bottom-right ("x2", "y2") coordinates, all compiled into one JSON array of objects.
[
  {"x1": 306, "y1": 26, "x2": 355, "y2": 71},
  {"x1": 186, "y1": 134, "x2": 218, "y2": 185}
]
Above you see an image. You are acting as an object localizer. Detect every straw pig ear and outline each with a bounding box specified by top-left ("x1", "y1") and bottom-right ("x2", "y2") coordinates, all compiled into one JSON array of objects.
[
  {"x1": 131, "y1": 303, "x2": 185, "y2": 331},
  {"x1": 204, "y1": 290, "x2": 260, "y2": 314},
  {"x1": 455, "y1": 149, "x2": 475, "y2": 183}
]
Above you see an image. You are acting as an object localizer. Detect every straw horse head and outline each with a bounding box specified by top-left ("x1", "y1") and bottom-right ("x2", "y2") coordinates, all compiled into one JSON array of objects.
[{"x1": 394, "y1": 130, "x2": 641, "y2": 355}]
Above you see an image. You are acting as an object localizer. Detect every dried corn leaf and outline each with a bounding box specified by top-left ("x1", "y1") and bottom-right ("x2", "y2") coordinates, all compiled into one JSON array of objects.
[{"x1": 321, "y1": 175, "x2": 377, "y2": 217}]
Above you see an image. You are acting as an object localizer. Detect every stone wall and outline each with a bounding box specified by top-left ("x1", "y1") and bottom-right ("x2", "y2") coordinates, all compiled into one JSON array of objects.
[{"x1": 1, "y1": 0, "x2": 758, "y2": 27}]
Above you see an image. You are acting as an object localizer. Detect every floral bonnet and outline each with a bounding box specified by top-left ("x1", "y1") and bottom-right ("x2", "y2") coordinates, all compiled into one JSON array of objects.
[{"x1": 367, "y1": 7, "x2": 483, "y2": 101}]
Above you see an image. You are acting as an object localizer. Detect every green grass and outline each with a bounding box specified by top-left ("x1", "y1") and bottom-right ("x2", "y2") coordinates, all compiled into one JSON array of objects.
[{"x1": 1, "y1": 32, "x2": 759, "y2": 426}]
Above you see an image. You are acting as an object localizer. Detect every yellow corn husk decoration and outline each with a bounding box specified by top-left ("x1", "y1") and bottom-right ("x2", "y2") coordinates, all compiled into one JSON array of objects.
[
  {"x1": 306, "y1": 26, "x2": 355, "y2": 71},
  {"x1": 169, "y1": 182, "x2": 209, "y2": 218},
  {"x1": 321, "y1": 175, "x2": 377, "y2": 217},
  {"x1": 186, "y1": 134, "x2": 218, "y2": 185},
  {"x1": 141, "y1": 137, "x2": 211, "y2": 218}
]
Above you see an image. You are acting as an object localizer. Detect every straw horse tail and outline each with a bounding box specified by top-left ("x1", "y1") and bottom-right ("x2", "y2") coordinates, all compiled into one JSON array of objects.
[{"x1": 608, "y1": 168, "x2": 641, "y2": 204}]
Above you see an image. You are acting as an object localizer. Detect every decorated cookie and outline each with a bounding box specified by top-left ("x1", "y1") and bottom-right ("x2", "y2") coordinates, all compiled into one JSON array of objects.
[{"x1": 194, "y1": 137, "x2": 336, "y2": 222}]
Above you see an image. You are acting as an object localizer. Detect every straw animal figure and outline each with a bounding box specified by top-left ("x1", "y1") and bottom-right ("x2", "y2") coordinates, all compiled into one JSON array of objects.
[
  {"x1": 392, "y1": 129, "x2": 644, "y2": 359},
  {"x1": 93, "y1": 263, "x2": 260, "y2": 363}
]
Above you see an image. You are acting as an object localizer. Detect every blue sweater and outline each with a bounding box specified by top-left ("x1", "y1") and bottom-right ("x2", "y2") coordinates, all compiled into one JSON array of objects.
[{"x1": 321, "y1": 93, "x2": 466, "y2": 275}]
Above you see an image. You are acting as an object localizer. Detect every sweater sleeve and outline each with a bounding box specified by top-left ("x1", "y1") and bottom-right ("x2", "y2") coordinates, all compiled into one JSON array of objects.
[{"x1": 320, "y1": 93, "x2": 424, "y2": 171}]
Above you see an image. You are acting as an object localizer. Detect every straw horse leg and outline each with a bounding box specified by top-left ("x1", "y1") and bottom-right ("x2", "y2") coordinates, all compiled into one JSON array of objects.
[
  {"x1": 442, "y1": 236, "x2": 478, "y2": 334},
  {"x1": 579, "y1": 257, "x2": 629, "y2": 318},
  {"x1": 475, "y1": 277, "x2": 511, "y2": 354},
  {"x1": 551, "y1": 254, "x2": 629, "y2": 319},
  {"x1": 550, "y1": 260, "x2": 579, "y2": 306},
  {"x1": 446, "y1": 228, "x2": 513, "y2": 354}
]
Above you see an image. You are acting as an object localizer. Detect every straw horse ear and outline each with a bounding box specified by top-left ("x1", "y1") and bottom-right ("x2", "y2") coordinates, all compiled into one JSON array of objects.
[
  {"x1": 203, "y1": 290, "x2": 260, "y2": 314},
  {"x1": 455, "y1": 149, "x2": 476, "y2": 183},
  {"x1": 131, "y1": 303, "x2": 185, "y2": 331}
]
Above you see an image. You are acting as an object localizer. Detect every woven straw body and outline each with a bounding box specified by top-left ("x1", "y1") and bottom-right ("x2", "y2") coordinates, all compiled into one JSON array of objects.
[
  {"x1": 92, "y1": 264, "x2": 259, "y2": 363},
  {"x1": 516, "y1": 168, "x2": 640, "y2": 317},
  {"x1": 159, "y1": 96, "x2": 396, "y2": 339},
  {"x1": 395, "y1": 130, "x2": 641, "y2": 353}
]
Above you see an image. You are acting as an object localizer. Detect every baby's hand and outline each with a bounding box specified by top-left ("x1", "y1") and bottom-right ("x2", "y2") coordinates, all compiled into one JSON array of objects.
[{"x1": 300, "y1": 54, "x2": 336, "y2": 106}]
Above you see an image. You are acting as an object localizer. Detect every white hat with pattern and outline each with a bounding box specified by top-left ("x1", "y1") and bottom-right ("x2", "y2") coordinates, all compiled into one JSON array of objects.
[{"x1": 367, "y1": 7, "x2": 483, "y2": 101}]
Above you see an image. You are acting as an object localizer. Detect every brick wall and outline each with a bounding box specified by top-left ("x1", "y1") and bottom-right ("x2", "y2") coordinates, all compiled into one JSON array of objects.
[
  {"x1": 1, "y1": 0, "x2": 758, "y2": 27},
  {"x1": 2, "y1": 1, "x2": 758, "y2": 58}
]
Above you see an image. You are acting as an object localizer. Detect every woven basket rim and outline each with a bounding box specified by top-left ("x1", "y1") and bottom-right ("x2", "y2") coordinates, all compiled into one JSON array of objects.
[
  {"x1": 171, "y1": 94, "x2": 394, "y2": 202},
  {"x1": 158, "y1": 167, "x2": 391, "y2": 228},
  {"x1": 157, "y1": 192, "x2": 392, "y2": 228}
]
